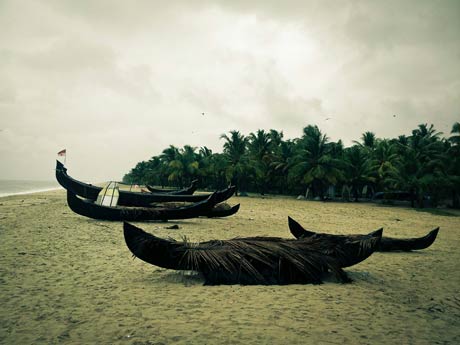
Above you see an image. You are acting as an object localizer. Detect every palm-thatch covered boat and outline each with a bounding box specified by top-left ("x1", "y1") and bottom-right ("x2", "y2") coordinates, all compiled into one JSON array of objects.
[
  {"x1": 204, "y1": 203, "x2": 241, "y2": 218},
  {"x1": 146, "y1": 180, "x2": 198, "y2": 195},
  {"x1": 67, "y1": 191, "x2": 239, "y2": 221},
  {"x1": 123, "y1": 222, "x2": 382, "y2": 285},
  {"x1": 288, "y1": 217, "x2": 439, "y2": 252},
  {"x1": 55, "y1": 160, "x2": 235, "y2": 206}
]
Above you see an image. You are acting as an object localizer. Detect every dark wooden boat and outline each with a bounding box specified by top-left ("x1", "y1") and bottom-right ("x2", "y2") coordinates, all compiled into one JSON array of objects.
[
  {"x1": 146, "y1": 180, "x2": 198, "y2": 195},
  {"x1": 288, "y1": 216, "x2": 439, "y2": 252},
  {"x1": 55, "y1": 160, "x2": 235, "y2": 206},
  {"x1": 372, "y1": 191, "x2": 412, "y2": 201},
  {"x1": 205, "y1": 203, "x2": 240, "y2": 218},
  {"x1": 67, "y1": 190, "x2": 238, "y2": 221},
  {"x1": 123, "y1": 222, "x2": 382, "y2": 285}
]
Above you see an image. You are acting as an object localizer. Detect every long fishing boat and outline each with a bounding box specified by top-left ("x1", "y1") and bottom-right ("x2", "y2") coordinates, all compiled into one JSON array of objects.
[
  {"x1": 287, "y1": 217, "x2": 439, "y2": 252},
  {"x1": 123, "y1": 222, "x2": 382, "y2": 285},
  {"x1": 55, "y1": 160, "x2": 235, "y2": 207},
  {"x1": 145, "y1": 180, "x2": 198, "y2": 195},
  {"x1": 67, "y1": 190, "x2": 239, "y2": 221}
]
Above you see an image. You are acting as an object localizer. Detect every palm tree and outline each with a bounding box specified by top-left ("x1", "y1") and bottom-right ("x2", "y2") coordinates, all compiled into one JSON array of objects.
[
  {"x1": 271, "y1": 139, "x2": 296, "y2": 194},
  {"x1": 367, "y1": 139, "x2": 401, "y2": 192},
  {"x1": 144, "y1": 156, "x2": 163, "y2": 186},
  {"x1": 162, "y1": 145, "x2": 200, "y2": 187},
  {"x1": 391, "y1": 124, "x2": 446, "y2": 207},
  {"x1": 411, "y1": 124, "x2": 446, "y2": 207},
  {"x1": 181, "y1": 145, "x2": 200, "y2": 184},
  {"x1": 160, "y1": 145, "x2": 180, "y2": 164},
  {"x1": 447, "y1": 122, "x2": 460, "y2": 208},
  {"x1": 159, "y1": 145, "x2": 180, "y2": 186},
  {"x1": 343, "y1": 145, "x2": 374, "y2": 201},
  {"x1": 123, "y1": 161, "x2": 150, "y2": 184},
  {"x1": 449, "y1": 122, "x2": 460, "y2": 146},
  {"x1": 268, "y1": 129, "x2": 284, "y2": 148},
  {"x1": 209, "y1": 153, "x2": 230, "y2": 190},
  {"x1": 412, "y1": 123, "x2": 442, "y2": 140},
  {"x1": 391, "y1": 143, "x2": 425, "y2": 208},
  {"x1": 220, "y1": 130, "x2": 249, "y2": 195},
  {"x1": 197, "y1": 146, "x2": 214, "y2": 189},
  {"x1": 248, "y1": 129, "x2": 272, "y2": 194},
  {"x1": 289, "y1": 125, "x2": 344, "y2": 200},
  {"x1": 354, "y1": 131, "x2": 377, "y2": 150}
]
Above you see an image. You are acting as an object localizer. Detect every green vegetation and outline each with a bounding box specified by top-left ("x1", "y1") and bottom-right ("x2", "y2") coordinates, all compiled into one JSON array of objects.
[{"x1": 123, "y1": 122, "x2": 460, "y2": 208}]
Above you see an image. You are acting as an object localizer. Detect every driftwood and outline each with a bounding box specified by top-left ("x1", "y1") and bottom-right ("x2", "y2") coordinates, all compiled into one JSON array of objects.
[
  {"x1": 123, "y1": 222, "x2": 382, "y2": 285},
  {"x1": 288, "y1": 217, "x2": 439, "y2": 252}
]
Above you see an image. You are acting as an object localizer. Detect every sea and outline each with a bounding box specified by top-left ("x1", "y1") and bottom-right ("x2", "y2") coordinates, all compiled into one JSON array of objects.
[{"x1": 0, "y1": 180, "x2": 62, "y2": 198}]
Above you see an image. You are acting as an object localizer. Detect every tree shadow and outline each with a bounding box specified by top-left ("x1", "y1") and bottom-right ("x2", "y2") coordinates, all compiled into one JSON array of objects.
[{"x1": 415, "y1": 208, "x2": 460, "y2": 217}]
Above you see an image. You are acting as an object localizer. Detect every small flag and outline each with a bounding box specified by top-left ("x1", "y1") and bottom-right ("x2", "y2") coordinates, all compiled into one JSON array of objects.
[{"x1": 57, "y1": 149, "x2": 66, "y2": 156}]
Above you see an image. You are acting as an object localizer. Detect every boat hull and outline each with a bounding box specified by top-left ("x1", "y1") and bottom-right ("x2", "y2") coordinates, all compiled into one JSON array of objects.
[
  {"x1": 288, "y1": 217, "x2": 439, "y2": 252},
  {"x1": 55, "y1": 160, "x2": 235, "y2": 206},
  {"x1": 146, "y1": 180, "x2": 198, "y2": 195},
  {"x1": 67, "y1": 190, "x2": 218, "y2": 221},
  {"x1": 123, "y1": 222, "x2": 382, "y2": 285}
]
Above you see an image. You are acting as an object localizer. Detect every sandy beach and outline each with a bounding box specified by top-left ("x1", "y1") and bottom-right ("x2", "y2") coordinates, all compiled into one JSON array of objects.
[{"x1": 0, "y1": 189, "x2": 459, "y2": 344}]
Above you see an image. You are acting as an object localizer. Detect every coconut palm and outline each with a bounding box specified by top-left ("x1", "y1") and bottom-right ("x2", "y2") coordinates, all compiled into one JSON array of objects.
[
  {"x1": 197, "y1": 146, "x2": 228, "y2": 190},
  {"x1": 220, "y1": 130, "x2": 249, "y2": 195},
  {"x1": 354, "y1": 131, "x2": 377, "y2": 150},
  {"x1": 447, "y1": 122, "x2": 460, "y2": 208},
  {"x1": 343, "y1": 145, "x2": 374, "y2": 201},
  {"x1": 143, "y1": 156, "x2": 162, "y2": 186},
  {"x1": 123, "y1": 161, "x2": 150, "y2": 184},
  {"x1": 367, "y1": 139, "x2": 401, "y2": 192},
  {"x1": 248, "y1": 129, "x2": 273, "y2": 194},
  {"x1": 160, "y1": 145, "x2": 180, "y2": 164},
  {"x1": 390, "y1": 124, "x2": 446, "y2": 207},
  {"x1": 289, "y1": 125, "x2": 344, "y2": 200},
  {"x1": 163, "y1": 145, "x2": 200, "y2": 187},
  {"x1": 271, "y1": 139, "x2": 296, "y2": 194}
]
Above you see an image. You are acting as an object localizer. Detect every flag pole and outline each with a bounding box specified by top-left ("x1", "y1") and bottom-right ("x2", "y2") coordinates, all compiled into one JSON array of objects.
[{"x1": 57, "y1": 149, "x2": 67, "y2": 166}]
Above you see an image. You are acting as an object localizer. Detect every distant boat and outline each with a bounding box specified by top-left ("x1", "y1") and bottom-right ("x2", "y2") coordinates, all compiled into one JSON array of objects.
[
  {"x1": 145, "y1": 180, "x2": 198, "y2": 195},
  {"x1": 372, "y1": 191, "x2": 412, "y2": 201}
]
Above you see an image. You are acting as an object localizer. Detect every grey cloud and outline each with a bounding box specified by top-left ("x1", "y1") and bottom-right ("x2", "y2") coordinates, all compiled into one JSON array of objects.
[
  {"x1": 344, "y1": 0, "x2": 460, "y2": 49},
  {"x1": 23, "y1": 38, "x2": 116, "y2": 73},
  {"x1": 0, "y1": 0, "x2": 458, "y2": 180}
]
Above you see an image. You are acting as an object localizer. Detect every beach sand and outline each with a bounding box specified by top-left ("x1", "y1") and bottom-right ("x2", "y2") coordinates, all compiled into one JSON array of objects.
[{"x1": 0, "y1": 190, "x2": 459, "y2": 344}]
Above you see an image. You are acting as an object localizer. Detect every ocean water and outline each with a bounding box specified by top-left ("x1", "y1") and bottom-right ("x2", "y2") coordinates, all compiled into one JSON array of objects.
[{"x1": 0, "y1": 180, "x2": 62, "y2": 197}]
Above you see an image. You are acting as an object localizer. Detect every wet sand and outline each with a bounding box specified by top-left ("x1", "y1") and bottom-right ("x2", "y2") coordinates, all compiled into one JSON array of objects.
[{"x1": 0, "y1": 190, "x2": 459, "y2": 344}]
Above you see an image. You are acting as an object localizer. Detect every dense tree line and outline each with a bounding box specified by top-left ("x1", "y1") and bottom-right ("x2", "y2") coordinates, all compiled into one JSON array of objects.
[{"x1": 123, "y1": 122, "x2": 460, "y2": 208}]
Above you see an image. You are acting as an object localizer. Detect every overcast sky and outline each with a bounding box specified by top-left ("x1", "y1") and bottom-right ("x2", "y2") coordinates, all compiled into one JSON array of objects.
[{"x1": 1, "y1": 0, "x2": 459, "y2": 181}]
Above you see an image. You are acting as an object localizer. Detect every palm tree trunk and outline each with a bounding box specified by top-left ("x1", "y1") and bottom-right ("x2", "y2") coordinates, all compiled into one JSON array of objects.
[
  {"x1": 352, "y1": 184, "x2": 359, "y2": 202},
  {"x1": 452, "y1": 190, "x2": 459, "y2": 209},
  {"x1": 410, "y1": 188, "x2": 415, "y2": 208}
]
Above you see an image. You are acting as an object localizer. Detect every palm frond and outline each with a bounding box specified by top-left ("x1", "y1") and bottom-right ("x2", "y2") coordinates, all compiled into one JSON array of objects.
[{"x1": 123, "y1": 222, "x2": 376, "y2": 285}]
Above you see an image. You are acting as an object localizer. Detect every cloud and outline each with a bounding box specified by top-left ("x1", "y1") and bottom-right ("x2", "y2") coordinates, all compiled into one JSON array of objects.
[{"x1": 0, "y1": 0, "x2": 459, "y2": 180}]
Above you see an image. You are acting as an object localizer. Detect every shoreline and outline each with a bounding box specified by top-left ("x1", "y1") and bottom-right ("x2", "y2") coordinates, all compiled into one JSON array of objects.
[
  {"x1": 1, "y1": 189, "x2": 459, "y2": 344},
  {"x1": 0, "y1": 187, "x2": 63, "y2": 198}
]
